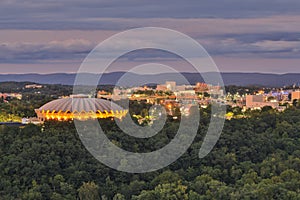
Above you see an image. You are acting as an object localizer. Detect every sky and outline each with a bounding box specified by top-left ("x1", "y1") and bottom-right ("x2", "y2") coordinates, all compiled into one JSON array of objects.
[{"x1": 0, "y1": 0, "x2": 300, "y2": 74}]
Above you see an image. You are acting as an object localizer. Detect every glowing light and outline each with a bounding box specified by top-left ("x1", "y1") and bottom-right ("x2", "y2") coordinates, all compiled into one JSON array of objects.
[{"x1": 36, "y1": 109, "x2": 128, "y2": 122}]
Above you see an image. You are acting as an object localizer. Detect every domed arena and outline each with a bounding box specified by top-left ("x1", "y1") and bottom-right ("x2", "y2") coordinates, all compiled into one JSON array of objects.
[{"x1": 35, "y1": 96, "x2": 128, "y2": 122}]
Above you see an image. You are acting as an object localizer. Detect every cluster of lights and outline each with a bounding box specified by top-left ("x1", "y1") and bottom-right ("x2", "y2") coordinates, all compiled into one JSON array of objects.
[{"x1": 40, "y1": 109, "x2": 128, "y2": 121}]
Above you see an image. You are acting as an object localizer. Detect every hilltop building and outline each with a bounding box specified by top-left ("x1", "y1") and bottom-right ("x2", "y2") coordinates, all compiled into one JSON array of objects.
[
  {"x1": 35, "y1": 95, "x2": 127, "y2": 123},
  {"x1": 25, "y1": 84, "x2": 43, "y2": 89}
]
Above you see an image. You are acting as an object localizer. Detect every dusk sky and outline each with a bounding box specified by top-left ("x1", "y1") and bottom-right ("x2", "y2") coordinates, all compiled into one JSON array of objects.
[{"x1": 0, "y1": 0, "x2": 300, "y2": 74}]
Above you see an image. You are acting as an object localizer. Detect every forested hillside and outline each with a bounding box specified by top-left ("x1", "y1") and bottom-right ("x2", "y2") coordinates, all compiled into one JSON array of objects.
[{"x1": 1, "y1": 108, "x2": 300, "y2": 199}]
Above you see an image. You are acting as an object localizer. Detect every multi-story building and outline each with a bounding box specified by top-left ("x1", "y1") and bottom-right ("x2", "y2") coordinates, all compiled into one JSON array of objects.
[
  {"x1": 292, "y1": 91, "x2": 300, "y2": 101},
  {"x1": 25, "y1": 84, "x2": 43, "y2": 89},
  {"x1": 165, "y1": 81, "x2": 176, "y2": 91},
  {"x1": 246, "y1": 95, "x2": 279, "y2": 110}
]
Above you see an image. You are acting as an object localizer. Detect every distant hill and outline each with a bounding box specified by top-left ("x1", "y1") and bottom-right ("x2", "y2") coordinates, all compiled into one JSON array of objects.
[{"x1": 0, "y1": 72, "x2": 300, "y2": 87}]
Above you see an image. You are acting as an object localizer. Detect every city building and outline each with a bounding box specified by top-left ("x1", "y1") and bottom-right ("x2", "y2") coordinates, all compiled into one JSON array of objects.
[
  {"x1": 0, "y1": 92, "x2": 22, "y2": 100},
  {"x1": 246, "y1": 95, "x2": 279, "y2": 110},
  {"x1": 174, "y1": 90, "x2": 197, "y2": 101},
  {"x1": 25, "y1": 84, "x2": 43, "y2": 89},
  {"x1": 166, "y1": 81, "x2": 176, "y2": 91},
  {"x1": 22, "y1": 117, "x2": 41, "y2": 125},
  {"x1": 35, "y1": 95, "x2": 128, "y2": 123},
  {"x1": 195, "y1": 82, "x2": 209, "y2": 93},
  {"x1": 156, "y1": 84, "x2": 167, "y2": 91},
  {"x1": 292, "y1": 91, "x2": 300, "y2": 101},
  {"x1": 156, "y1": 81, "x2": 177, "y2": 91}
]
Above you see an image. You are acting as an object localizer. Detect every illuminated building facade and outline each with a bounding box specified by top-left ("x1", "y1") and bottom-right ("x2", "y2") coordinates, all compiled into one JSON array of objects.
[
  {"x1": 35, "y1": 97, "x2": 128, "y2": 122},
  {"x1": 292, "y1": 91, "x2": 300, "y2": 101},
  {"x1": 246, "y1": 95, "x2": 279, "y2": 110}
]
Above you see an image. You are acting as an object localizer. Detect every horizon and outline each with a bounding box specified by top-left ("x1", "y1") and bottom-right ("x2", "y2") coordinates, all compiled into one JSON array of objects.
[
  {"x1": 1, "y1": 72, "x2": 300, "y2": 87},
  {"x1": 1, "y1": 71, "x2": 300, "y2": 75}
]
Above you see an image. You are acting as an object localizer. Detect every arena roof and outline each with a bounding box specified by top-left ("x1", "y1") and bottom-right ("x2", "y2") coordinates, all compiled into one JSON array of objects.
[
  {"x1": 38, "y1": 98, "x2": 123, "y2": 112},
  {"x1": 35, "y1": 97, "x2": 128, "y2": 121}
]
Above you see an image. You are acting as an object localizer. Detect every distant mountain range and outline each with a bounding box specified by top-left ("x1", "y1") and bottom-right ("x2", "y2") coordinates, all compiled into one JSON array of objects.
[{"x1": 0, "y1": 72, "x2": 300, "y2": 87}]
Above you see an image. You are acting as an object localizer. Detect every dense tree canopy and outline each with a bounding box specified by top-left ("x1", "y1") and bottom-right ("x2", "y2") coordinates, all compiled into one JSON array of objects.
[{"x1": 0, "y1": 106, "x2": 300, "y2": 199}]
